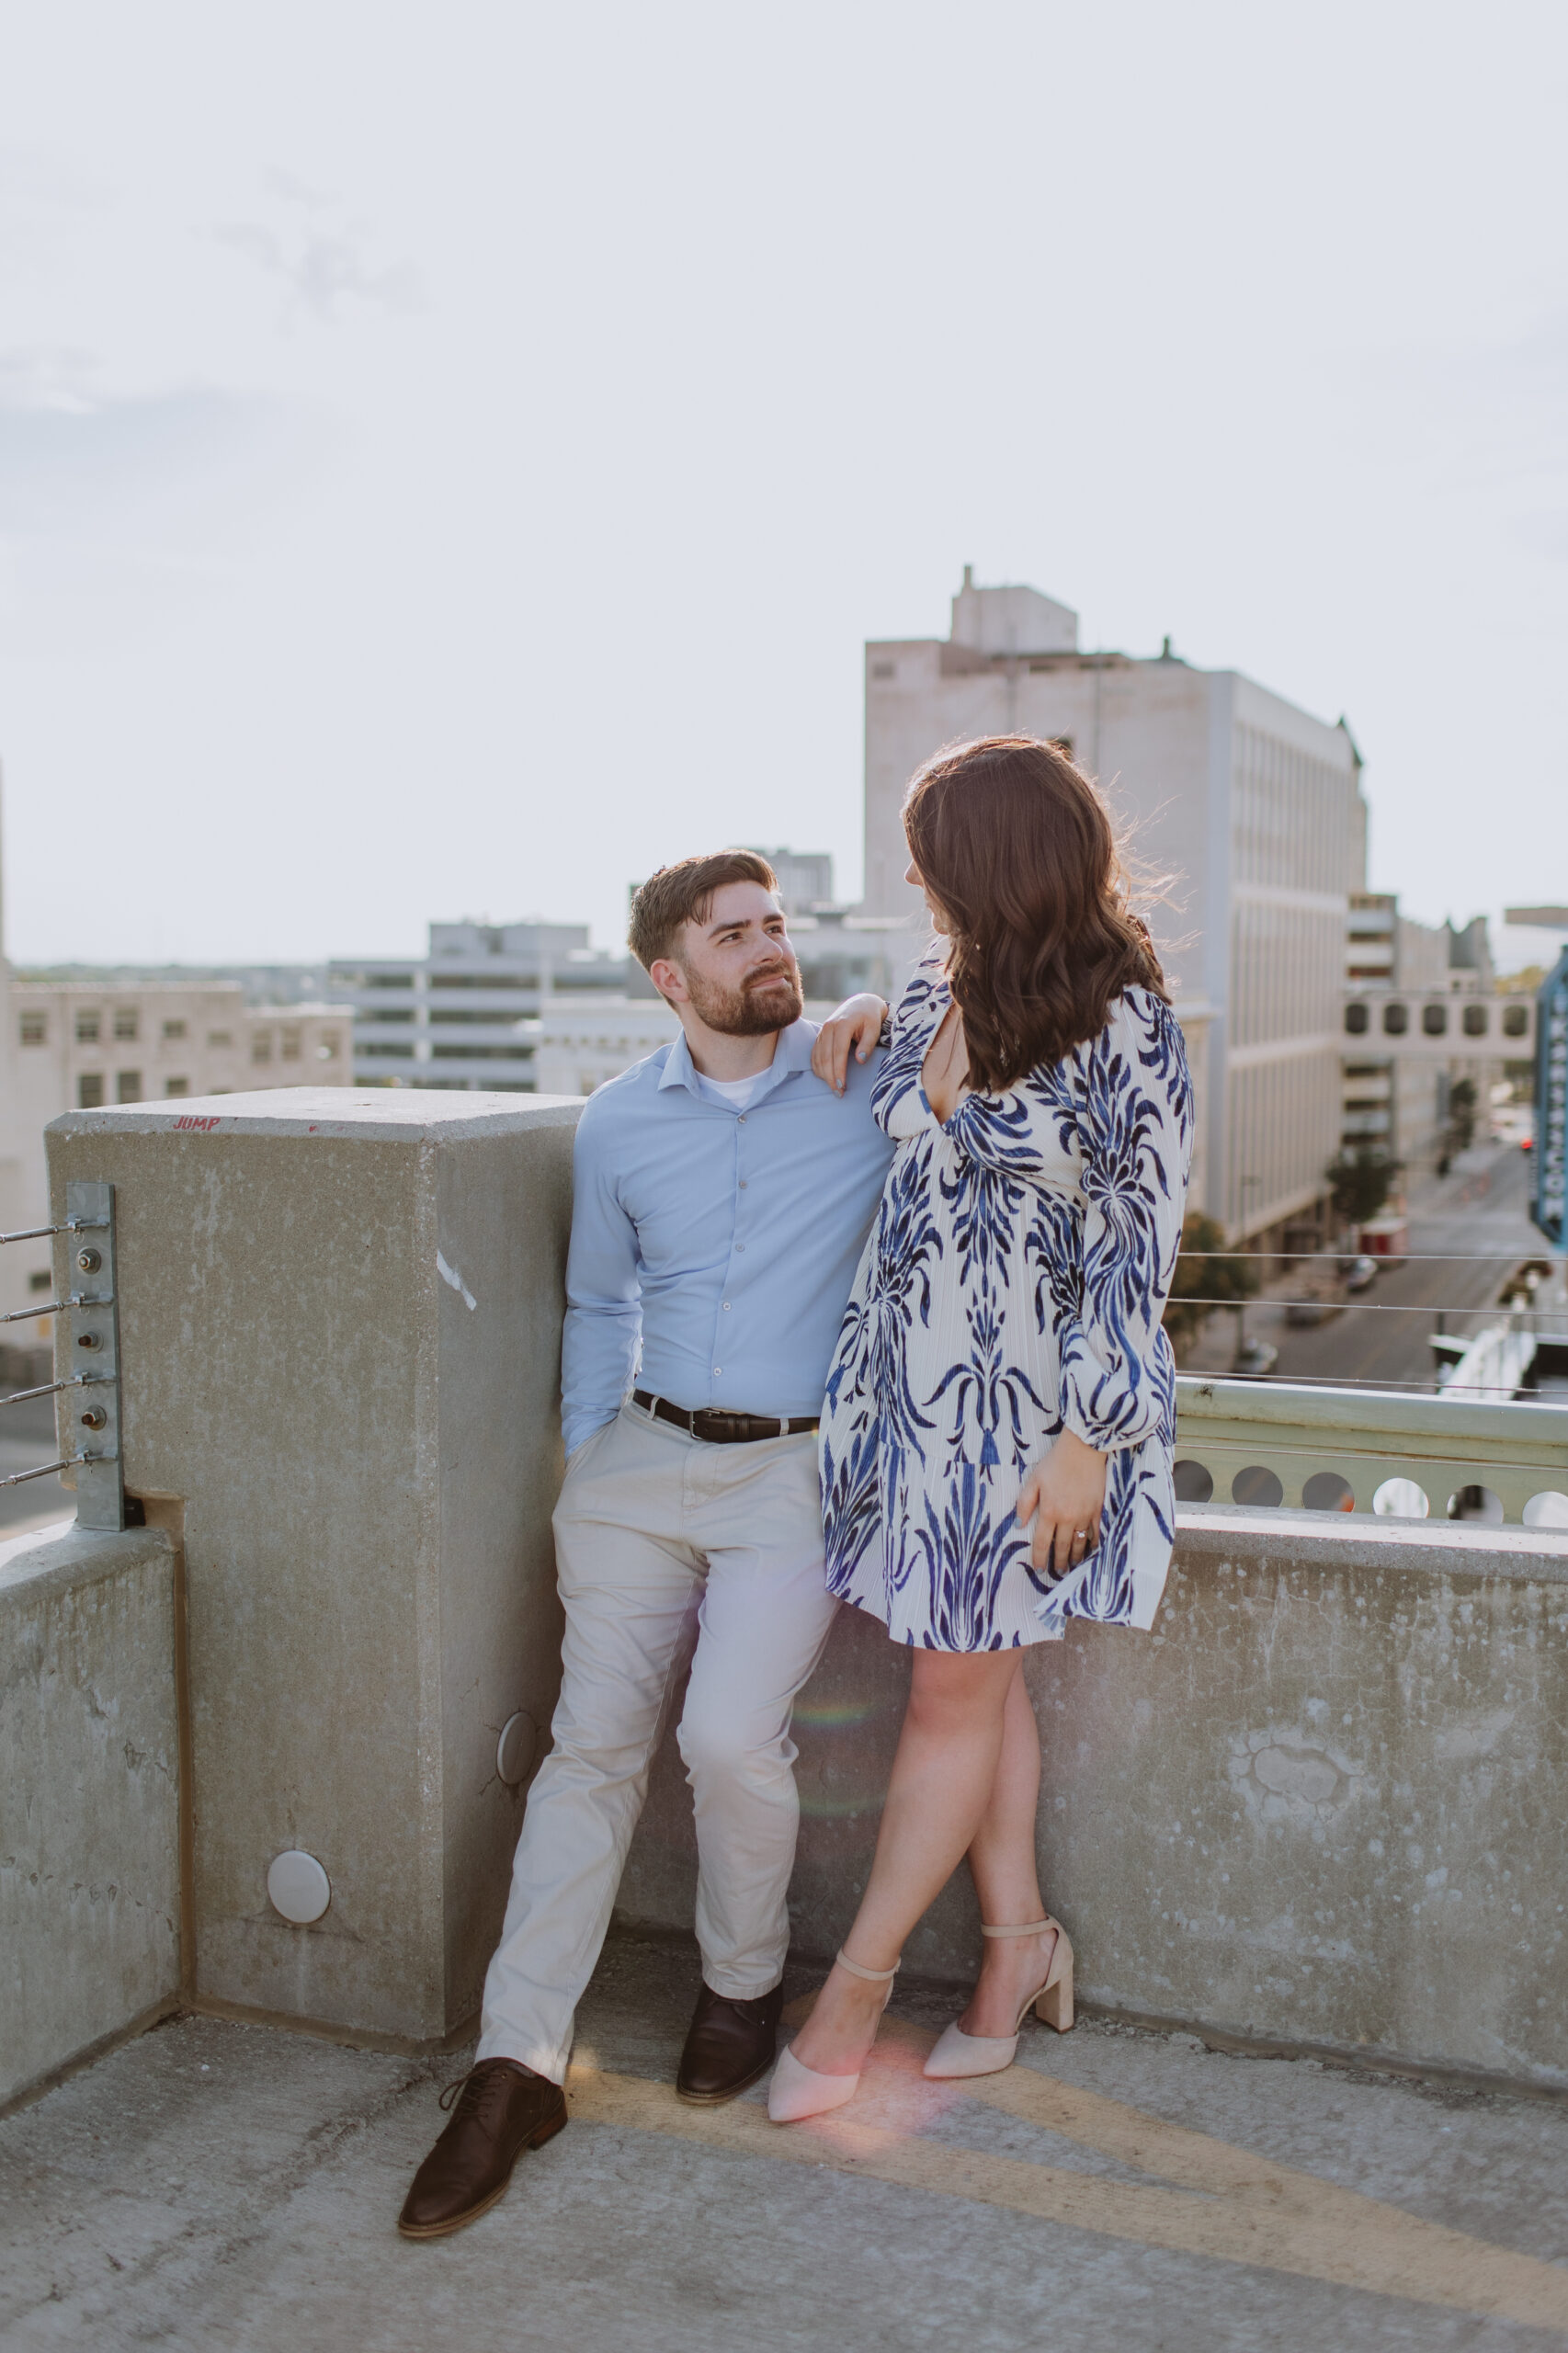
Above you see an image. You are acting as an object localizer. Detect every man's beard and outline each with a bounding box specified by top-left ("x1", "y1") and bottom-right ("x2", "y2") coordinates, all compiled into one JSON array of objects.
[{"x1": 683, "y1": 961, "x2": 803, "y2": 1037}]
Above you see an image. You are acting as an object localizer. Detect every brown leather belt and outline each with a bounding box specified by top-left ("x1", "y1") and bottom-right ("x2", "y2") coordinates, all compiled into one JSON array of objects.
[{"x1": 632, "y1": 1390, "x2": 819, "y2": 1444}]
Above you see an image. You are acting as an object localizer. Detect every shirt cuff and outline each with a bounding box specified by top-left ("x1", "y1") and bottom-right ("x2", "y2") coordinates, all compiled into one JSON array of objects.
[{"x1": 562, "y1": 1405, "x2": 619, "y2": 1462}]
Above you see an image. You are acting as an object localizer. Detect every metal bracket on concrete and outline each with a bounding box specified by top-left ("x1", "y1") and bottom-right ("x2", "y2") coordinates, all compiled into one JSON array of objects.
[{"x1": 62, "y1": 1180, "x2": 125, "y2": 1533}]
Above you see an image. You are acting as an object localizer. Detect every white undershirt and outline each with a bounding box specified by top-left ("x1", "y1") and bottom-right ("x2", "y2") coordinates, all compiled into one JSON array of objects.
[{"x1": 693, "y1": 1067, "x2": 772, "y2": 1112}]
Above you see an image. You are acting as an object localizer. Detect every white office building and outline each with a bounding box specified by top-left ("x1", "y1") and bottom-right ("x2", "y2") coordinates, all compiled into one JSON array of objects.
[
  {"x1": 329, "y1": 923, "x2": 641, "y2": 1091},
  {"x1": 342, "y1": 884, "x2": 906, "y2": 1104},
  {"x1": 860, "y1": 571, "x2": 1367, "y2": 1243}
]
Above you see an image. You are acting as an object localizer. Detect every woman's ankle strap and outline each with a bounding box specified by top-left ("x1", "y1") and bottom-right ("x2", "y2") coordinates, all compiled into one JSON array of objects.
[
  {"x1": 980, "y1": 1918, "x2": 1056, "y2": 1939},
  {"x1": 835, "y1": 1947, "x2": 900, "y2": 1983}
]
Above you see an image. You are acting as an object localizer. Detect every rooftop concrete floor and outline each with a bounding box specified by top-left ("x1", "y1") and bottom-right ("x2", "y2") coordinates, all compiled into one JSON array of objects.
[{"x1": 5, "y1": 1936, "x2": 1568, "y2": 2352}]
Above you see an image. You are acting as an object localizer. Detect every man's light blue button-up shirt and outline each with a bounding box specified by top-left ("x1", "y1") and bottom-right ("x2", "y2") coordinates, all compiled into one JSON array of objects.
[{"x1": 560, "y1": 1019, "x2": 893, "y2": 1458}]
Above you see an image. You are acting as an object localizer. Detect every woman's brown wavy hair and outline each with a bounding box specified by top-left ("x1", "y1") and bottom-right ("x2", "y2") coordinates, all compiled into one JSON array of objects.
[{"x1": 902, "y1": 734, "x2": 1169, "y2": 1093}]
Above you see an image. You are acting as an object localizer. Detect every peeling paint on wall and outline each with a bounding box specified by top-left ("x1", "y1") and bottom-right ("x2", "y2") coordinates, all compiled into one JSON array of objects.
[{"x1": 436, "y1": 1251, "x2": 477, "y2": 1312}]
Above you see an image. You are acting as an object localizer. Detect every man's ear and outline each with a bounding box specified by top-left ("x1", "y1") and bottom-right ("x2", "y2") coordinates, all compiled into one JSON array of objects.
[{"x1": 648, "y1": 956, "x2": 688, "y2": 1007}]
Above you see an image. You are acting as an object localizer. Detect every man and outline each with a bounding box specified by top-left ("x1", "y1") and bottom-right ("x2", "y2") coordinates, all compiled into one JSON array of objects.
[{"x1": 398, "y1": 849, "x2": 892, "y2": 2238}]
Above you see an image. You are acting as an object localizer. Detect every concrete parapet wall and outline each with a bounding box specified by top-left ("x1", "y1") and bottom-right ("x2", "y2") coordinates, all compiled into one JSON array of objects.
[
  {"x1": 47, "y1": 1089, "x2": 582, "y2": 2043},
  {"x1": 621, "y1": 1508, "x2": 1568, "y2": 2090},
  {"x1": 1, "y1": 1522, "x2": 179, "y2": 2109},
  {"x1": 24, "y1": 1087, "x2": 1568, "y2": 2093}
]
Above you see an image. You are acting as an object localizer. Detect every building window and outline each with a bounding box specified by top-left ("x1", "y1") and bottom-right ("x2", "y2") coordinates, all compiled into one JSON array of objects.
[
  {"x1": 163, "y1": 1018, "x2": 187, "y2": 1041},
  {"x1": 869, "y1": 662, "x2": 896, "y2": 680},
  {"x1": 1503, "y1": 1004, "x2": 1528, "y2": 1039},
  {"x1": 318, "y1": 1031, "x2": 340, "y2": 1060},
  {"x1": 76, "y1": 1012, "x2": 101, "y2": 1043},
  {"x1": 165, "y1": 1076, "x2": 190, "y2": 1097},
  {"x1": 19, "y1": 1010, "x2": 46, "y2": 1046},
  {"x1": 117, "y1": 1072, "x2": 142, "y2": 1104},
  {"x1": 29, "y1": 1269, "x2": 52, "y2": 1294},
  {"x1": 113, "y1": 1008, "x2": 139, "y2": 1040},
  {"x1": 1381, "y1": 1001, "x2": 1408, "y2": 1036},
  {"x1": 252, "y1": 1032, "x2": 273, "y2": 1063},
  {"x1": 280, "y1": 1026, "x2": 302, "y2": 1061},
  {"x1": 208, "y1": 1029, "x2": 233, "y2": 1049},
  {"x1": 1461, "y1": 1003, "x2": 1488, "y2": 1039},
  {"x1": 1344, "y1": 1001, "x2": 1369, "y2": 1036},
  {"x1": 1422, "y1": 1003, "x2": 1448, "y2": 1037},
  {"x1": 78, "y1": 1074, "x2": 105, "y2": 1108}
]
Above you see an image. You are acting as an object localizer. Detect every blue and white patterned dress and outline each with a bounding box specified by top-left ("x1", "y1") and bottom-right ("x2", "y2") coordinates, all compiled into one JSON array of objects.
[{"x1": 820, "y1": 951, "x2": 1193, "y2": 1650}]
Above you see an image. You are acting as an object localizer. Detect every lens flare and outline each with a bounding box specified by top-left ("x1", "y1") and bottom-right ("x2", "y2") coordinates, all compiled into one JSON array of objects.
[{"x1": 792, "y1": 1699, "x2": 882, "y2": 1729}]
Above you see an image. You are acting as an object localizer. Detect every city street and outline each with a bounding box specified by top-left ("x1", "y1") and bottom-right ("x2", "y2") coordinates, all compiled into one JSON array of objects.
[{"x1": 1182, "y1": 1141, "x2": 1547, "y2": 1394}]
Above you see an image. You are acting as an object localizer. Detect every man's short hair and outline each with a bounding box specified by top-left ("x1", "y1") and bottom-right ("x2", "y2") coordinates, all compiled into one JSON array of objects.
[{"x1": 628, "y1": 850, "x2": 779, "y2": 971}]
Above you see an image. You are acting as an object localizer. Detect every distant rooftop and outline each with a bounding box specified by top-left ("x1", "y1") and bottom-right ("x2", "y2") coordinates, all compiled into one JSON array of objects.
[{"x1": 949, "y1": 564, "x2": 1078, "y2": 657}]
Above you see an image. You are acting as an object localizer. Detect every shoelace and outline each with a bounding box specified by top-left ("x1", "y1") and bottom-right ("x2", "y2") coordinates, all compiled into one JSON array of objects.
[
  {"x1": 705, "y1": 1991, "x2": 773, "y2": 2022},
  {"x1": 437, "y1": 2064, "x2": 519, "y2": 2122}
]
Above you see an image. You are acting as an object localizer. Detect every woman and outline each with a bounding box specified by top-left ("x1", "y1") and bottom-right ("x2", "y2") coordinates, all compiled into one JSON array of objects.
[{"x1": 770, "y1": 733, "x2": 1192, "y2": 2122}]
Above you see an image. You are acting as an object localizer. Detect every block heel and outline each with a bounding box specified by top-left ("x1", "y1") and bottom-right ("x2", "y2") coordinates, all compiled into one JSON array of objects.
[{"x1": 923, "y1": 1917, "x2": 1074, "y2": 2080}]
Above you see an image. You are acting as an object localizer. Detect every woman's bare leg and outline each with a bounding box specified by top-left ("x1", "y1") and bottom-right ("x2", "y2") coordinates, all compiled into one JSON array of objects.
[
  {"x1": 960, "y1": 1661, "x2": 1057, "y2": 2035},
  {"x1": 789, "y1": 1648, "x2": 1020, "y2": 2076}
]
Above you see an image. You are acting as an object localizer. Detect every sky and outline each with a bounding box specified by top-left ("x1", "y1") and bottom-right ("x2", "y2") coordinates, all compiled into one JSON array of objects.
[{"x1": 1, "y1": 0, "x2": 1565, "y2": 975}]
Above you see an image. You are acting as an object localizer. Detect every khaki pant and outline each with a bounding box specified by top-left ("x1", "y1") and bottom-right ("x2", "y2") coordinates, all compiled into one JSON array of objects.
[{"x1": 475, "y1": 1399, "x2": 838, "y2": 2083}]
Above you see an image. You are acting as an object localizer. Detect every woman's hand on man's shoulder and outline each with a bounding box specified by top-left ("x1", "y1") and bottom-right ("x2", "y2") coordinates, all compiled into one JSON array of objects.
[{"x1": 811, "y1": 994, "x2": 889, "y2": 1096}]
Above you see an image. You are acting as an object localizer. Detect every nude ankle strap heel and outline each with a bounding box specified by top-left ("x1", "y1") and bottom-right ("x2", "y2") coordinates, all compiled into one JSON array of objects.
[
  {"x1": 982, "y1": 1915, "x2": 1075, "y2": 2033},
  {"x1": 767, "y1": 1949, "x2": 900, "y2": 2124},
  {"x1": 832, "y1": 1948, "x2": 900, "y2": 1985},
  {"x1": 923, "y1": 1917, "x2": 1074, "y2": 2081}
]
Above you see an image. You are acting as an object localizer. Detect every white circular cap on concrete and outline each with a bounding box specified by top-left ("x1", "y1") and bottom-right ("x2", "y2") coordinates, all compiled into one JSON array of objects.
[
  {"x1": 496, "y1": 1710, "x2": 539, "y2": 1789},
  {"x1": 267, "y1": 1849, "x2": 332, "y2": 1926}
]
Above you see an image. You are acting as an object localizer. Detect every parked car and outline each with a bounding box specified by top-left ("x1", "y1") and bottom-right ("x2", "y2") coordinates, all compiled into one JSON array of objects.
[
  {"x1": 1286, "y1": 1276, "x2": 1342, "y2": 1326},
  {"x1": 1341, "y1": 1255, "x2": 1378, "y2": 1293},
  {"x1": 1233, "y1": 1337, "x2": 1279, "y2": 1377}
]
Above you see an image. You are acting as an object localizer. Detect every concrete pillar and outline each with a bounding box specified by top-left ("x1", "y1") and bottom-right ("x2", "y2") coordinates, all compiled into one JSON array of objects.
[
  {"x1": 1, "y1": 1521, "x2": 180, "y2": 2109},
  {"x1": 47, "y1": 1089, "x2": 581, "y2": 2044}
]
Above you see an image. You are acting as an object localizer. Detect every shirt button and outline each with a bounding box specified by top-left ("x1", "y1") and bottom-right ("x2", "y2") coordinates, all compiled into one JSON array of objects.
[
  {"x1": 713, "y1": 1367, "x2": 722, "y2": 1375},
  {"x1": 737, "y1": 1115, "x2": 746, "y2": 1125},
  {"x1": 735, "y1": 1244, "x2": 744, "y2": 1252},
  {"x1": 739, "y1": 1180, "x2": 748, "y2": 1189},
  {"x1": 722, "y1": 1302, "x2": 732, "y2": 1310}
]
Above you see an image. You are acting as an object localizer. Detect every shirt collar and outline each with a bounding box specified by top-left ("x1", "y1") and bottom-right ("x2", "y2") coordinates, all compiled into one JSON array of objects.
[{"x1": 657, "y1": 1018, "x2": 816, "y2": 1097}]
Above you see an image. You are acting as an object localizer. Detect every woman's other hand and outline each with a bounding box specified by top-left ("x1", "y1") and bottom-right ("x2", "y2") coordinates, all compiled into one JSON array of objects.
[
  {"x1": 811, "y1": 994, "x2": 889, "y2": 1095},
  {"x1": 1017, "y1": 1428, "x2": 1108, "y2": 1583}
]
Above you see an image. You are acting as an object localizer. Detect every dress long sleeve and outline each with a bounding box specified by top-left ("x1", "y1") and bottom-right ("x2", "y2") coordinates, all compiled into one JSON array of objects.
[
  {"x1": 1052, "y1": 995, "x2": 1193, "y2": 1452},
  {"x1": 821, "y1": 972, "x2": 1194, "y2": 1647}
]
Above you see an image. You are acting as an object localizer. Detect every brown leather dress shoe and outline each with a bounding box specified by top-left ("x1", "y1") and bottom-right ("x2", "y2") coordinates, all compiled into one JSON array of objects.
[
  {"x1": 676, "y1": 1982, "x2": 784, "y2": 2104},
  {"x1": 397, "y1": 2058, "x2": 567, "y2": 2239}
]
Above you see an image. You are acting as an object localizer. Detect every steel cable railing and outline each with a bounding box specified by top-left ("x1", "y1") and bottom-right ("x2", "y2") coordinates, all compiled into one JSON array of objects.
[
  {"x1": 1166, "y1": 1247, "x2": 1565, "y2": 1383},
  {"x1": 0, "y1": 1182, "x2": 125, "y2": 1529},
  {"x1": 1167, "y1": 1238, "x2": 1568, "y2": 1519}
]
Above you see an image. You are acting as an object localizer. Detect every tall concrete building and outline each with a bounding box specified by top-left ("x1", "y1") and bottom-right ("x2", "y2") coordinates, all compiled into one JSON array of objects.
[
  {"x1": 861, "y1": 571, "x2": 1368, "y2": 1243},
  {"x1": 1342, "y1": 895, "x2": 1508, "y2": 1172}
]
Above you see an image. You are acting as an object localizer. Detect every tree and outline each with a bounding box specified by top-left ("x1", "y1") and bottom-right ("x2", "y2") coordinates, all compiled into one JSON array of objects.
[
  {"x1": 1164, "y1": 1211, "x2": 1259, "y2": 1353},
  {"x1": 1447, "y1": 1077, "x2": 1478, "y2": 1156},
  {"x1": 1325, "y1": 1146, "x2": 1399, "y2": 1230}
]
